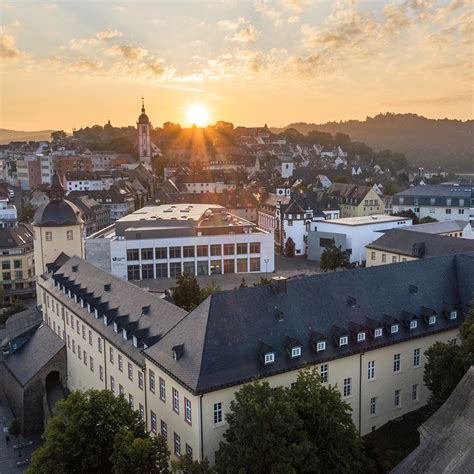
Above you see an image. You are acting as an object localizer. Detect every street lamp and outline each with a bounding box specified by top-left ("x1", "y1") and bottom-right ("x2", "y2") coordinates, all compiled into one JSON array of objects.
[{"x1": 264, "y1": 258, "x2": 270, "y2": 280}]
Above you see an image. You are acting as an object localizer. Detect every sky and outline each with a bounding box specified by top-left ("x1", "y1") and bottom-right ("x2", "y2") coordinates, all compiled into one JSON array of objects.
[{"x1": 0, "y1": 0, "x2": 473, "y2": 131}]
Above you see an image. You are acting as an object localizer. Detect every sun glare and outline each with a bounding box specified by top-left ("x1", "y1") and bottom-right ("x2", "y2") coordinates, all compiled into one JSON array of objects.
[{"x1": 186, "y1": 104, "x2": 210, "y2": 127}]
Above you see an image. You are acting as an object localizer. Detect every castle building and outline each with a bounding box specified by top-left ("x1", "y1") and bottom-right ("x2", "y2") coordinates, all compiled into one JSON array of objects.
[{"x1": 137, "y1": 98, "x2": 152, "y2": 166}]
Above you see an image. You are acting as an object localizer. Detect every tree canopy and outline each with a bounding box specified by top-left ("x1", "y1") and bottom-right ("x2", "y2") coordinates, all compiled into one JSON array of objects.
[
  {"x1": 171, "y1": 273, "x2": 220, "y2": 311},
  {"x1": 320, "y1": 242, "x2": 349, "y2": 272},
  {"x1": 28, "y1": 389, "x2": 169, "y2": 474},
  {"x1": 215, "y1": 368, "x2": 370, "y2": 473}
]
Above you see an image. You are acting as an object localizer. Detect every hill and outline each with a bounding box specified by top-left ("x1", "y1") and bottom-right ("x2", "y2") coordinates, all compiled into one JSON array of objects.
[
  {"x1": 0, "y1": 129, "x2": 55, "y2": 145},
  {"x1": 271, "y1": 113, "x2": 474, "y2": 171}
]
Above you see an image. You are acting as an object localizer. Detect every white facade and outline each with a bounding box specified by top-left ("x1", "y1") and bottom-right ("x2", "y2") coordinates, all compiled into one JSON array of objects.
[
  {"x1": 182, "y1": 181, "x2": 236, "y2": 194},
  {"x1": 281, "y1": 161, "x2": 294, "y2": 178},
  {"x1": 0, "y1": 198, "x2": 17, "y2": 227},
  {"x1": 64, "y1": 178, "x2": 105, "y2": 192},
  {"x1": 311, "y1": 215, "x2": 412, "y2": 263},
  {"x1": 392, "y1": 203, "x2": 470, "y2": 223}
]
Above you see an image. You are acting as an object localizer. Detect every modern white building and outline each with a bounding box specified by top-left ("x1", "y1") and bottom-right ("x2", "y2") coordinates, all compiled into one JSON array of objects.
[
  {"x1": 308, "y1": 214, "x2": 412, "y2": 264},
  {"x1": 392, "y1": 185, "x2": 472, "y2": 223},
  {"x1": 0, "y1": 197, "x2": 18, "y2": 228},
  {"x1": 85, "y1": 204, "x2": 274, "y2": 280}
]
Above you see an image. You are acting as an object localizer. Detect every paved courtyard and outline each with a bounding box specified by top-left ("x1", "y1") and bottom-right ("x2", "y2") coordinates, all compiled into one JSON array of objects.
[{"x1": 134, "y1": 255, "x2": 322, "y2": 292}]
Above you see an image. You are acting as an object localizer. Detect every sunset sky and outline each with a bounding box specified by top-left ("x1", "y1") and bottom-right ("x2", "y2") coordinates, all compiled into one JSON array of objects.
[{"x1": 1, "y1": 0, "x2": 472, "y2": 131}]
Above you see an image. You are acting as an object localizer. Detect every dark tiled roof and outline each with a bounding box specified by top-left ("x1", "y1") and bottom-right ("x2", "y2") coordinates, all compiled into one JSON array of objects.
[
  {"x1": 327, "y1": 183, "x2": 373, "y2": 202},
  {"x1": 145, "y1": 254, "x2": 474, "y2": 394},
  {"x1": 366, "y1": 229, "x2": 474, "y2": 257},
  {"x1": 48, "y1": 256, "x2": 187, "y2": 366},
  {"x1": 32, "y1": 199, "x2": 83, "y2": 227},
  {"x1": 392, "y1": 367, "x2": 474, "y2": 474},
  {"x1": 0, "y1": 224, "x2": 33, "y2": 249},
  {"x1": 4, "y1": 324, "x2": 65, "y2": 386},
  {"x1": 395, "y1": 184, "x2": 473, "y2": 198},
  {"x1": 404, "y1": 220, "x2": 469, "y2": 234}
]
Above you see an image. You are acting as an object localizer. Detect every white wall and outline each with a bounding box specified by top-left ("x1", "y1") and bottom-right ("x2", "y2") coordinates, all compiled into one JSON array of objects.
[{"x1": 392, "y1": 204, "x2": 470, "y2": 223}]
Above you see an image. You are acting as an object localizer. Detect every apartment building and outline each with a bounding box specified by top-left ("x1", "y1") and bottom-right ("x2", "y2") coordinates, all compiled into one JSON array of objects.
[
  {"x1": 403, "y1": 220, "x2": 474, "y2": 239},
  {"x1": 0, "y1": 224, "x2": 36, "y2": 300},
  {"x1": 0, "y1": 197, "x2": 18, "y2": 228},
  {"x1": 36, "y1": 253, "x2": 473, "y2": 464},
  {"x1": 326, "y1": 183, "x2": 385, "y2": 218},
  {"x1": 365, "y1": 229, "x2": 474, "y2": 267},
  {"x1": 85, "y1": 203, "x2": 274, "y2": 279},
  {"x1": 392, "y1": 184, "x2": 473, "y2": 223}
]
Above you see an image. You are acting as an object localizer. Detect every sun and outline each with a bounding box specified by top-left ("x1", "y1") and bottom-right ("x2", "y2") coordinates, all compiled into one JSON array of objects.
[{"x1": 186, "y1": 104, "x2": 210, "y2": 127}]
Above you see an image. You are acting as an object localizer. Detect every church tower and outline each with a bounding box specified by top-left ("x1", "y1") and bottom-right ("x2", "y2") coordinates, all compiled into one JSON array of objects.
[
  {"x1": 137, "y1": 97, "x2": 152, "y2": 165},
  {"x1": 32, "y1": 174, "x2": 84, "y2": 277}
]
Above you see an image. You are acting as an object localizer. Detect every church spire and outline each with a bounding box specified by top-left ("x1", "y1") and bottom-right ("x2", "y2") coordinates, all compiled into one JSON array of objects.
[{"x1": 141, "y1": 96, "x2": 145, "y2": 114}]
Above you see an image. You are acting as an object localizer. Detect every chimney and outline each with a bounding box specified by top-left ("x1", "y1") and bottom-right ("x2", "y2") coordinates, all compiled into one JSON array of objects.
[
  {"x1": 413, "y1": 242, "x2": 426, "y2": 257},
  {"x1": 271, "y1": 276, "x2": 287, "y2": 294}
]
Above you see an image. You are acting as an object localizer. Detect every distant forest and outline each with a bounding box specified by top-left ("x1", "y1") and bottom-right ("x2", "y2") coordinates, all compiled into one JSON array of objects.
[{"x1": 272, "y1": 113, "x2": 474, "y2": 172}]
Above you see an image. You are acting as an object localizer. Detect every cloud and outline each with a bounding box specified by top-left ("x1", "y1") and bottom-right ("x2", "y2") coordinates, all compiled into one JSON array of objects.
[
  {"x1": 0, "y1": 31, "x2": 26, "y2": 60},
  {"x1": 104, "y1": 44, "x2": 149, "y2": 61},
  {"x1": 96, "y1": 29, "x2": 122, "y2": 41},
  {"x1": 283, "y1": 0, "x2": 310, "y2": 13},
  {"x1": 43, "y1": 3, "x2": 57, "y2": 10},
  {"x1": 384, "y1": 91, "x2": 473, "y2": 106},
  {"x1": 288, "y1": 16, "x2": 300, "y2": 24},
  {"x1": 217, "y1": 18, "x2": 246, "y2": 31},
  {"x1": 67, "y1": 58, "x2": 102, "y2": 73},
  {"x1": 229, "y1": 24, "x2": 262, "y2": 43}
]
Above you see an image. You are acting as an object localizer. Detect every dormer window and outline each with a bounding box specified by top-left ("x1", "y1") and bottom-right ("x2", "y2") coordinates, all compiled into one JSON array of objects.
[
  {"x1": 291, "y1": 346, "x2": 302, "y2": 359},
  {"x1": 316, "y1": 341, "x2": 326, "y2": 352},
  {"x1": 391, "y1": 324, "x2": 399, "y2": 334},
  {"x1": 339, "y1": 336, "x2": 348, "y2": 346},
  {"x1": 429, "y1": 316, "x2": 436, "y2": 325},
  {"x1": 264, "y1": 352, "x2": 275, "y2": 365},
  {"x1": 450, "y1": 310, "x2": 457, "y2": 320},
  {"x1": 172, "y1": 344, "x2": 184, "y2": 361},
  {"x1": 113, "y1": 322, "x2": 118, "y2": 333},
  {"x1": 122, "y1": 329, "x2": 127, "y2": 340},
  {"x1": 374, "y1": 328, "x2": 383, "y2": 338},
  {"x1": 104, "y1": 316, "x2": 108, "y2": 326},
  {"x1": 357, "y1": 332, "x2": 366, "y2": 342},
  {"x1": 94, "y1": 309, "x2": 99, "y2": 318},
  {"x1": 410, "y1": 320, "x2": 417, "y2": 330},
  {"x1": 132, "y1": 336, "x2": 138, "y2": 348}
]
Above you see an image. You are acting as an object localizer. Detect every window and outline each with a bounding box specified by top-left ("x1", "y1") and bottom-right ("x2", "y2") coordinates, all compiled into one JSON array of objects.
[
  {"x1": 357, "y1": 332, "x2": 366, "y2": 342},
  {"x1": 155, "y1": 263, "x2": 167, "y2": 278},
  {"x1": 155, "y1": 247, "x2": 167, "y2": 259},
  {"x1": 119, "y1": 384, "x2": 124, "y2": 396},
  {"x1": 76, "y1": 320, "x2": 80, "y2": 335},
  {"x1": 250, "y1": 257, "x2": 260, "y2": 272},
  {"x1": 127, "y1": 249, "x2": 139, "y2": 261},
  {"x1": 413, "y1": 348, "x2": 420, "y2": 367},
  {"x1": 237, "y1": 243, "x2": 248, "y2": 254},
  {"x1": 223, "y1": 259, "x2": 235, "y2": 274},
  {"x1": 99, "y1": 365, "x2": 104, "y2": 381},
  {"x1": 127, "y1": 265, "x2": 140, "y2": 280},
  {"x1": 98, "y1": 337, "x2": 103, "y2": 353},
  {"x1": 118, "y1": 355, "x2": 123, "y2": 372},
  {"x1": 320, "y1": 364, "x2": 328, "y2": 383},
  {"x1": 110, "y1": 376, "x2": 115, "y2": 393},
  {"x1": 446, "y1": 208, "x2": 451, "y2": 214},
  {"x1": 250, "y1": 242, "x2": 260, "y2": 254},
  {"x1": 139, "y1": 404, "x2": 145, "y2": 420},
  {"x1": 1, "y1": 261, "x2": 10, "y2": 270},
  {"x1": 410, "y1": 320, "x2": 417, "y2": 330},
  {"x1": 172, "y1": 388, "x2": 179, "y2": 414},
  {"x1": 370, "y1": 397, "x2": 377, "y2": 416},
  {"x1": 128, "y1": 394, "x2": 134, "y2": 408},
  {"x1": 82, "y1": 325, "x2": 86, "y2": 340},
  {"x1": 13, "y1": 260, "x2": 22, "y2": 269},
  {"x1": 382, "y1": 254, "x2": 386, "y2": 263},
  {"x1": 316, "y1": 341, "x2": 326, "y2": 352},
  {"x1": 393, "y1": 353, "x2": 401, "y2": 373},
  {"x1": 169, "y1": 246, "x2": 181, "y2": 258},
  {"x1": 128, "y1": 362, "x2": 133, "y2": 381},
  {"x1": 138, "y1": 371, "x2": 143, "y2": 390},
  {"x1": 159, "y1": 420, "x2": 168, "y2": 440},
  {"x1": 169, "y1": 262, "x2": 181, "y2": 278},
  {"x1": 159, "y1": 377, "x2": 166, "y2": 401},
  {"x1": 367, "y1": 361, "x2": 375, "y2": 380},
  {"x1": 78, "y1": 345, "x2": 82, "y2": 360},
  {"x1": 210, "y1": 244, "x2": 221, "y2": 256},
  {"x1": 83, "y1": 350, "x2": 88, "y2": 366},
  {"x1": 392, "y1": 256, "x2": 397, "y2": 263},
  {"x1": 213, "y1": 402, "x2": 223, "y2": 425},
  {"x1": 72, "y1": 340, "x2": 76, "y2": 354},
  {"x1": 67, "y1": 335, "x2": 71, "y2": 349},
  {"x1": 450, "y1": 310, "x2": 458, "y2": 320},
  {"x1": 174, "y1": 433, "x2": 181, "y2": 456},
  {"x1": 46, "y1": 231, "x2": 52, "y2": 241},
  {"x1": 291, "y1": 346, "x2": 301, "y2": 358},
  {"x1": 183, "y1": 261, "x2": 195, "y2": 275},
  {"x1": 394, "y1": 389, "x2": 401, "y2": 408},
  {"x1": 186, "y1": 444, "x2": 193, "y2": 457},
  {"x1": 374, "y1": 327, "x2": 383, "y2": 338},
  {"x1": 109, "y1": 347, "x2": 114, "y2": 364},
  {"x1": 185, "y1": 398, "x2": 192, "y2": 424},
  {"x1": 151, "y1": 411, "x2": 157, "y2": 433},
  {"x1": 412, "y1": 384, "x2": 418, "y2": 401},
  {"x1": 142, "y1": 264, "x2": 154, "y2": 279},
  {"x1": 391, "y1": 324, "x2": 399, "y2": 334},
  {"x1": 141, "y1": 248, "x2": 153, "y2": 260},
  {"x1": 237, "y1": 258, "x2": 248, "y2": 273},
  {"x1": 343, "y1": 377, "x2": 352, "y2": 397},
  {"x1": 149, "y1": 369, "x2": 155, "y2": 393},
  {"x1": 67, "y1": 230, "x2": 73, "y2": 240},
  {"x1": 429, "y1": 315, "x2": 436, "y2": 325},
  {"x1": 196, "y1": 245, "x2": 208, "y2": 257},
  {"x1": 223, "y1": 244, "x2": 235, "y2": 255},
  {"x1": 371, "y1": 251, "x2": 375, "y2": 261},
  {"x1": 339, "y1": 336, "x2": 348, "y2": 346},
  {"x1": 89, "y1": 356, "x2": 94, "y2": 371},
  {"x1": 264, "y1": 352, "x2": 275, "y2": 365},
  {"x1": 183, "y1": 246, "x2": 194, "y2": 258}
]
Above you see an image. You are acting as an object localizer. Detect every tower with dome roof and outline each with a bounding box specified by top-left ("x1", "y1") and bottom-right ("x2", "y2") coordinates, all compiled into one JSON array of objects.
[{"x1": 137, "y1": 97, "x2": 152, "y2": 165}]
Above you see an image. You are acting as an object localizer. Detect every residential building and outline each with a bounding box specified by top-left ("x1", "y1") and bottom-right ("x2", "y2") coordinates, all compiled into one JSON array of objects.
[
  {"x1": 66, "y1": 195, "x2": 110, "y2": 236},
  {"x1": 177, "y1": 171, "x2": 239, "y2": 194},
  {"x1": 365, "y1": 229, "x2": 474, "y2": 267},
  {"x1": 85, "y1": 203, "x2": 274, "y2": 279},
  {"x1": 52, "y1": 155, "x2": 93, "y2": 175},
  {"x1": 63, "y1": 171, "x2": 106, "y2": 192},
  {"x1": 307, "y1": 214, "x2": 412, "y2": 264},
  {"x1": 0, "y1": 224, "x2": 36, "y2": 300},
  {"x1": 90, "y1": 152, "x2": 135, "y2": 171},
  {"x1": 36, "y1": 251, "x2": 473, "y2": 464},
  {"x1": 257, "y1": 193, "x2": 290, "y2": 234},
  {"x1": 326, "y1": 183, "x2": 385, "y2": 218},
  {"x1": 0, "y1": 196, "x2": 18, "y2": 228},
  {"x1": 403, "y1": 220, "x2": 473, "y2": 239},
  {"x1": 392, "y1": 184, "x2": 473, "y2": 223}
]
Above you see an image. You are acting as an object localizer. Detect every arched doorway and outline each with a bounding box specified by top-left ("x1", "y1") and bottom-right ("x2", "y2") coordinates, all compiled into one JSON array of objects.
[{"x1": 45, "y1": 371, "x2": 64, "y2": 414}]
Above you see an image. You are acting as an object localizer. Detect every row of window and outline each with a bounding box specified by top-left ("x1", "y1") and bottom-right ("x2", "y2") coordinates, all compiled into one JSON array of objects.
[
  {"x1": 150, "y1": 413, "x2": 193, "y2": 457},
  {"x1": 398, "y1": 197, "x2": 466, "y2": 207},
  {"x1": 1, "y1": 259, "x2": 23, "y2": 270},
  {"x1": 126, "y1": 242, "x2": 261, "y2": 261},
  {"x1": 43, "y1": 230, "x2": 74, "y2": 241},
  {"x1": 369, "y1": 385, "x2": 419, "y2": 416}
]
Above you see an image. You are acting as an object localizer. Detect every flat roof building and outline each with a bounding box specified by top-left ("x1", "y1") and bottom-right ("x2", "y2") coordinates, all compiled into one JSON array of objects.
[{"x1": 86, "y1": 204, "x2": 274, "y2": 280}]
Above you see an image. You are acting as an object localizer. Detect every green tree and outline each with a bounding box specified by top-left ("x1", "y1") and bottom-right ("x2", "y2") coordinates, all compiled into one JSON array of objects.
[
  {"x1": 215, "y1": 369, "x2": 370, "y2": 473},
  {"x1": 171, "y1": 453, "x2": 214, "y2": 473},
  {"x1": 51, "y1": 130, "x2": 67, "y2": 141},
  {"x1": 424, "y1": 305, "x2": 474, "y2": 407},
  {"x1": 20, "y1": 202, "x2": 37, "y2": 223},
  {"x1": 334, "y1": 175, "x2": 349, "y2": 184},
  {"x1": 392, "y1": 209, "x2": 418, "y2": 224},
  {"x1": 199, "y1": 281, "x2": 220, "y2": 303},
  {"x1": 254, "y1": 277, "x2": 271, "y2": 286},
  {"x1": 418, "y1": 216, "x2": 438, "y2": 224},
  {"x1": 239, "y1": 278, "x2": 248, "y2": 288},
  {"x1": 320, "y1": 242, "x2": 349, "y2": 272},
  {"x1": 111, "y1": 428, "x2": 170, "y2": 474},
  {"x1": 171, "y1": 273, "x2": 202, "y2": 311},
  {"x1": 9, "y1": 418, "x2": 21, "y2": 439},
  {"x1": 285, "y1": 237, "x2": 295, "y2": 257},
  {"x1": 28, "y1": 389, "x2": 159, "y2": 474}
]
